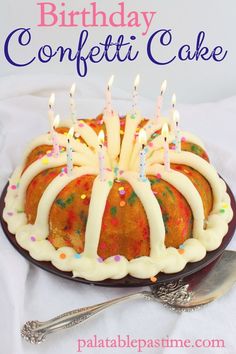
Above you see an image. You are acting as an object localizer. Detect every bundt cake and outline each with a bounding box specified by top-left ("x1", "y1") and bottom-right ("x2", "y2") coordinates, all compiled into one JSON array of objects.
[{"x1": 3, "y1": 109, "x2": 233, "y2": 281}]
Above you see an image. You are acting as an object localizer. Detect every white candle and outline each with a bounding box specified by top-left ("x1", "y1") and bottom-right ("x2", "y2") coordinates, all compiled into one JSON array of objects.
[
  {"x1": 173, "y1": 110, "x2": 181, "y2": 153},
  {"x1": 161, "y1": 123, "x2": 170, "y2": 172},
  {"x1": 66, "y1": 127, "x2": 74, "y2": 176},
  {"x1": 70, "y1": 83, "x2": 77, "y2": 124},
  {"x1": 155, "y1": 80, "x2": 167, "y2": 122},
  {"x1": 48, "y1": 93, "x2": 55, "y2": 137},
  {"x1": 132, "y1": 74, "x2": 140, "y2": 113},
  {"x1": 171, "y1": 93, "x2": 177, "y2": 132},
  {"x1": 98, "y1": 130, "x2": 105, "y2": 181},
  {"x1": 138, "y1": 128, "x2": 147, "y2": 181},
  {"x1": 52, "y1": 115, "x2": 60, "y2": 158},
  {"x1": 105, "y1": 75, "x2": 114, "y2": 114}
]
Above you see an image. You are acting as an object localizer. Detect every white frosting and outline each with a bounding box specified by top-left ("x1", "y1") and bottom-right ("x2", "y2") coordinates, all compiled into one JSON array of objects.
[
  {"x1": 119, "y1": 111, "x2": 142, "y2": 171},
  {"x1": 103, "y1": 110, "x2": 120, "y2": 161},
  {"x1": 83, "y1": 171, "x2": 114, "y2": 257},
  {"x1": 3, "y1": 113, "x2": 234, "y2": 281}
]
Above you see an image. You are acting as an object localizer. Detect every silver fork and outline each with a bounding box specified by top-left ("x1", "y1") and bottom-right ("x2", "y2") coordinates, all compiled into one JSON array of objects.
[{"x1": 21, "y1": 250, "x2": 236, "y2": 344}]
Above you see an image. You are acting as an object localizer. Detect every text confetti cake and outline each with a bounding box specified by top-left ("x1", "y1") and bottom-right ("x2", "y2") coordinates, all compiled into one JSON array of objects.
[{"x1": 3, "y1": 79, "x2": 233, "y2": 281}]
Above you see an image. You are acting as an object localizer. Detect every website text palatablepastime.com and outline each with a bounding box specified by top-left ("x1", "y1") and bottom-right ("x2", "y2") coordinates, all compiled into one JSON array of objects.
[{"x1": 77, "y1": 335, "x2": 225, "y2": 352}]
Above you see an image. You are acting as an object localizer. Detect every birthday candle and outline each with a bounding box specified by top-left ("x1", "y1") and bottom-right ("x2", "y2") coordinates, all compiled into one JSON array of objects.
[
  {"x1": 173, "y1": 110, "x2": 181, "y2": 153},
  {"x1": 70, "y1": 83, "x2": 77, "y2": 124},
  {"x1": 52, "y1": 115, "x2": 60, "y2": 158},
  {"x1": 138, "y1": 128, "x2": 147, "y2": 181},
  {"x1": 105, "y1": 75, "x2": 114, "y2": 114},
  {"x1": 98, "y1": 130, "x2": 105, "y2": 181},
  {"x1": 161, "y1": 123, "x2": 170, "y2": 172},
  {"x1": 170, "y1": 93, "x2": 177, "y2": 132},
  {"x1": 155, "y1": 80, "x2": 167, "y2": 122},
  {"x1": 66, "y1": 127, "x2": 74, "y2": 176},
  {"x1": 48, "y1": 93, "x2": 55, "y2": 138},
  {"x1": 132, "y1": 74, "x2": 140, "y2": 114}
]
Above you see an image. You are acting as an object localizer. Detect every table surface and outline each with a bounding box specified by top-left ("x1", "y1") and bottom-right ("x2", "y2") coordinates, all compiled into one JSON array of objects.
[{"x1": 0, "y1": 74, "x2": 235, "y2": 354}]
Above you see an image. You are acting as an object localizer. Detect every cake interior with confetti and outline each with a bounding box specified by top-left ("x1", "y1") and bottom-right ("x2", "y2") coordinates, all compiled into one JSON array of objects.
[{"x1": 3, "y1": 77, "x2": 234, "y2": 282}]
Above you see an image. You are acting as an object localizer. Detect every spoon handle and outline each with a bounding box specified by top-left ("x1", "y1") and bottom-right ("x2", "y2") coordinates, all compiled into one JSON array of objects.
[{"x1": 21, "y1": 291, "x2": 150, "y2": 344}]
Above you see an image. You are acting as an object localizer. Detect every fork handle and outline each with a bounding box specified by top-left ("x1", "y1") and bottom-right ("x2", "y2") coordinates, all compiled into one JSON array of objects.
[{"x1": 21, "y1": 291, "x2": 151, "y2": 344}]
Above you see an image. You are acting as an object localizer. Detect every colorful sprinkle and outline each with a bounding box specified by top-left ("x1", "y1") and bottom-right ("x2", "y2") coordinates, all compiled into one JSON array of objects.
[
  {"x1": 148, "y1": 142, "x2": 153, "y2": 147},
  {"x1": 30, "y1": 236, "x2": 36, "y2": 242},
  {"x1": 41, "y1": 157, "x2": 49, "y2": 165},
  {"x1": 181, "y1": 136, "x2": 186, "y2": 142},
  {"x1": 178, "y1": 249, "x2": 185, "y2": 255},
  {"x1": 156, "y1": 173, "x2": 162, "y2": 179},
  {"x1": 111, "y1": 218, "x2": 119, "y2": 226},
  {"x1": 108, "y1": 180, "x2": 113, "y2": 187},
  {"x1": 78, "y1": 122, "x2": 84, "y2": 128},
  {"x1": 130, "y1": 114, "x2": 136, "y2": 120},
  {"x1": 100, "y1": 242, "x2": 106, "y2": 250},
  {"x1": 10, "y1": 185, "x2": 17, "y2": 190},
  {"x1": 7, "y1": 212, "x2": 13, "y2": 216},
  {"x1": 120, "y1": 201, "x2": 126, "y2": 207},
  {"x1": 80, "y1": 194, "x2": 86, "y2": 200},
  {"x1": 60, "y1": 253, "x2": 66, "y2": 259},
  {"x1": 110, "y1": 206, "x2": 117, "y2": 217},
  {"x1": 150, "y1": 276, "x2": 157, "y2": 283},
  {"x1": 74, "y1": 253, "x2": 81, "y2": 259},
  {"x1": 179, "y1": 244, "x2": 185, "y2": 249},
  {"x1": 97, "y1": 257, "x2": 103, "y2": 263},
  {"x1": 118, "y1": 187, "x2": 124, "y2": 191},
  {"x1": 114, "y1": 255, "x2": 121, "y2": 262},
  {"x1": 220, "y1": 209, "x2": 225, "y2": 214},
  {"x1": 222, "y1": 203, "x2": 228, "y2": 209}
]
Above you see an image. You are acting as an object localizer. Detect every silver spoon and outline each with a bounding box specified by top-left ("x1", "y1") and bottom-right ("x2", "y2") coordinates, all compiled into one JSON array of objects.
[{"x1": 21, "y1": 250, "x2": 236, "y2": 344}]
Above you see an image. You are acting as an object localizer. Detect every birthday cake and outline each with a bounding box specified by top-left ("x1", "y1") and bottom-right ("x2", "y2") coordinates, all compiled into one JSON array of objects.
[{"x1": 2, "y1": 84, "x2": 234, "y2": 282}]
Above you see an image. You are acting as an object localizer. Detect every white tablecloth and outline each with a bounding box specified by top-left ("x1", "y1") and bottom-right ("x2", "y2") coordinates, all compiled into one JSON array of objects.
[{"x1": 0, "y1": 74, "x2": 235, "y2": 354}]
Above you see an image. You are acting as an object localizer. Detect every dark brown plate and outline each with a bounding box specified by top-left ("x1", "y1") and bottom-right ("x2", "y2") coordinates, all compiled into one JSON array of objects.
[{"x1": 1, "y1": 181, "x2": 235, "y2": 287}]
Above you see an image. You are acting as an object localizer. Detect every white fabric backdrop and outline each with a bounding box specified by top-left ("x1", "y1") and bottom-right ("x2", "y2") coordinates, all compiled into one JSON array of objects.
[{"x1": 0, "y1": 74, "x2": 235, "y2": 354}]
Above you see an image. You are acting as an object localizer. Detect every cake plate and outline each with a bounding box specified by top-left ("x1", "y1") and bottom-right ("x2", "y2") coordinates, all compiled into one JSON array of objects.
[{"x1": 1, "y1": 181, "x2": 235, "y2": 287}]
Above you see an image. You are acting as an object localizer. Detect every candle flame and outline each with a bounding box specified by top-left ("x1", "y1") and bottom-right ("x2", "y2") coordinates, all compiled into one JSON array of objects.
[
  {"x1": 70, "y1": 83, "x2": 76, "y2": 97},
  {"x1": 161, "y1": 123, "x2": 169, "y2": 138},
  {"x1": 138, "y1": 128, "x2": 147, "y2": 146},
  {"x1": 49, "y1": 93, "x2": 55, "y2": 108},
  {"x1": 98, "y1": 130, "x2": 105, "y2": 145},
  {"x1": 107, "y1": 75, "x2": 114, "y2": 90},
  {"x1": 173, "y1": 110, "x2": 180, "y2": 124},
  {"x1": 67, "y1": 127, "x2": 74, "y2": 139},
  {"x1": 172, "y1": 93, "x2": 176, "y2": 108},
  {"x1": 134, "y1": 74, "x2": 140, "y2": 90},
  {"x1": 160, "y1": 80, "x2": 167, "y2": 95},
  {"x1": 53, "y1": 114, "x2": 60, "y2": 128}
]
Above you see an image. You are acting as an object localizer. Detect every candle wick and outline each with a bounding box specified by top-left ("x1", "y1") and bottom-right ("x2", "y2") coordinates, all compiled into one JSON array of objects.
[
  {"x1": 142, "y1": 144, "x2": 145, "y2": 150},
  {"x1": 164, "y1": 137, "x2": 167, "y2": 142}
]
